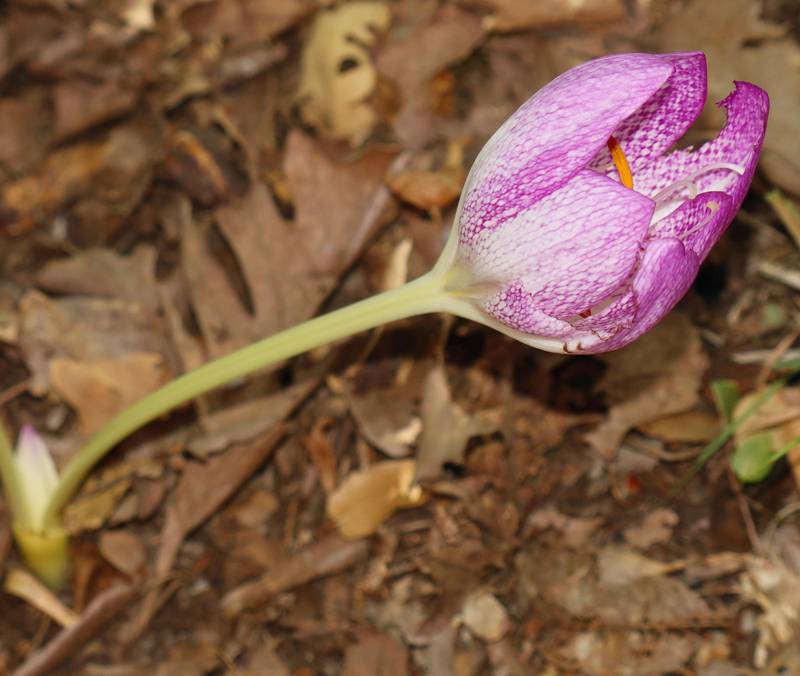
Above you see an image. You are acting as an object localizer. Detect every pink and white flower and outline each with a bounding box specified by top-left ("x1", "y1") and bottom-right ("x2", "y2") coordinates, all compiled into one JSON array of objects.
[{"x1": 444, "y1": 52, "x2": 769, "y2": 353}]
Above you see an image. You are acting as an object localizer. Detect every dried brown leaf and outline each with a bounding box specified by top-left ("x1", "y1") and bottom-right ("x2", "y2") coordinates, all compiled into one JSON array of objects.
[
  {"x1": 585, "y1": 315, "x2": 709, "y2": 458},
  {"x1": 327, "y1": 460, "x2": 426, "y2": 539},
  {"x1": 296, "y1": 2, "x2": 391, "y2": 144},
  {"x1": 376, "y1": 4, "x2": 484, "y2": 146},
  {"x1": 416, "y1": 366, "x2": 501, "y2": 479},
  {"x1": 50, "y1": 352, "x2": 170, "y2": 435},
  {"x1": 342, "y1": 631, "x2": 410, "y2": 676},
  {"x1": 479, "y1": 0, "x2": 625, "y2": 32},
  {"x1": 36, "y1": 247, "x2": 160, "y2": 312},
  {"x1": 623, "y1": 509, "x2": 679, "y2": 550},
  {"x1": 657, "y1": 0, "x2": 800, "y2": 195},
  {"x1": 221, "y1": 534, "x2": 369, "y2": 616},
  {"x1": 98, "y1": 530, "x2": 146, "y2": 577},
  {"x1": 460, "y1": 591, "x2": 511, "y2": 643},
  {"x1": 0, "y1": 123, "x2": 158, "y2": 238}
]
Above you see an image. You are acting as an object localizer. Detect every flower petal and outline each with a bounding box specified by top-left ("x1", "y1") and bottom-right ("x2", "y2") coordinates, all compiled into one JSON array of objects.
[
  {"x1": 458, "y1": 53, "x2": 672, "y2": 241},
  {"x1": 576, "y1": 238, "x2": 700, "y2": 353},
  {"x1": 464, "y1": 170, "x2": 655, "y2": 319},
  {"x1": 650, "y1": 191, "x2": 733, "y2": 259},
  {"x1": 635, "y1": 81, "x2": 770, "y2": 213},
  {"x1": 591, "y1": 52, "x2": 708, "y2": 175},
  {"x1": 482, "y1": 282, "x2": 575, "y2": 338}
]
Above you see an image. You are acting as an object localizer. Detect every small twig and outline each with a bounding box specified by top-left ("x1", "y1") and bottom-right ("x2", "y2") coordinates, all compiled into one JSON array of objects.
[{"x1": 12, "y1": 584, "x2": 135, "y2": 676}]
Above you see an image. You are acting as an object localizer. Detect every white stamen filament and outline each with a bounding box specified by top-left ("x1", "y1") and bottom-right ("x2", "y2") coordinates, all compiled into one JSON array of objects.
[
  {"x1": 651, "y1": 162, "x2": 745, "y2": 223},
  {"x1": 652, "y1": 162, "x2": 745, "y2": 203}
]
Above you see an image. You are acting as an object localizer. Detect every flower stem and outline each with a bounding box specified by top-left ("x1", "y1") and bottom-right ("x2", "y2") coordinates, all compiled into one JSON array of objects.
[
  {"x1": 42, "y1": 271, "x2": 451, "y2": 529},
  {"x1": 0, "y1": 420, "x2": 27, "y2": 526}
]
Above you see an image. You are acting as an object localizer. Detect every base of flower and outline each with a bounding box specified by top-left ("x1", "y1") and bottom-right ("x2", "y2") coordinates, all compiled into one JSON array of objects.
[{"x1": 13, "y1": 524, "x2": 70, "y2": 589}]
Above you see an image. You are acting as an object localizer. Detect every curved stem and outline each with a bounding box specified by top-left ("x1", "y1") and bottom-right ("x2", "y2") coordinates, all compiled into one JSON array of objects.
[
  {"x1": 0, "y1": 421, "x2": 26, "y2": 525},
  {"x1": 43, "y1": 271, "x2": 451, "y2": 529}
]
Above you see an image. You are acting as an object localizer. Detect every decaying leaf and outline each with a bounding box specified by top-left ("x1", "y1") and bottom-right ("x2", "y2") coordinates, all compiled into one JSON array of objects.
[
  {"x1": 479, "y1": 0, "x2": 625, "y2": 32},
  {"x1": 416, "y1": 365, "x2": 501, "y2": 479},
  {"x1": 460, "y1": 590, "x2": 511, "y2": 643},
  {"x1": 50, "y1": 352, "x2": 170, "y2": 435},
  {"x1": 738, "y1": 555, "x2": 800, "y2": 668},
  {"x1": 586, "y1": 315, "x2": 709, "y2": 458},
  {"x1": 560, "y1": 630, "x2": 696, "y2": 676},
  {"x1": 296, "y1": 2, "x2": 391, "y2": 144},
  {"x1": 376, "y1": 4, "x2": 484, "y2": 146},
  {"x1": 341, "y1": 360, "x2": 430, "y2": 458},
  {"x1": 623, "y1": 509, "x2": 679, "y2": 550},
  {"x1": 342, "y1": 631, "x2": 410, "y2": 676},
  {"x1": 327, "y1": 460, "x2": 426, "y2": 539},
  {"x1": 638, "y1": 408, "x2": 720, "y2": 444},
  {"x1": 35, "y1": 247, "x2": 160, "y2": 313},
  {"x1": 18, "y1": 291, "x2": 168, "y2": 396},
  {"x1": 657, "y1": 0, "x2": 800, "y2": 195},
  {"x1": 98, "y1": 530, "x2": 147, "y2": 577}
]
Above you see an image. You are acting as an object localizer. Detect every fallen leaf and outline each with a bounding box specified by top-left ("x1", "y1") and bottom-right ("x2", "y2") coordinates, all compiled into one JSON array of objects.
[
  {"x1": 460, "y1": 591, "x2": 511, "y2": 643},
  {"x1": 585, "y1": 315, "x2": 709, "y2": 458},
  {"x1": 64, "y1": 479, "x2": 132, "y2": 533},
  {"x1": 35, "y1": 247, "x2": 160, "y2": 313},
  {"x1": 343, "y1": 360, "x2": 429, "y2": 458},
  {"x1": 50, "y1": 352, "x2": 170, "y2": 435},
  {"x1": 221, "y1": 534, "x2": 369, "y2": 616},
  {"x1": 342, "y1": 631, "x2": 410, "y2": 676},
  {"x1": 296, "y1": 1, "x2": 391, "y2": 144},
  {"x1": 0, "y1": 122, "x2": 159, "y2": 239},
  {"x1": 738, "y1": 556, "x2": 800, "y2": 668},
  {"x1": 3, "y1": 568, "x2": 79, "y2": 628},
  {"x1": 18, "y1": 291, "x2": 169, "y2": 396},
  {"x1": 561, "y1": 630, "x2": 696, "y2": 676},
  {"x1": 656, "y1": 0, "x2": 800, "y2": 195},
  {"x1": 416, "y1": 365, "x2": 501, "y2": 479},
  {"x1": 53, "y1": 77, "x2": 140, "y2": 141},
  {"x1": 0, "y1": 97, "x2": 46, "y2": 174},
  {"x1": 623, "y1": 509, "x2": 679, "y2": 550},
  {"x1": 638, "y1": 408, "x2": 720, "y2": 443},
  {"x1": 327, "y1": 460, "x2": 426, "y2": 539},
  {"x1": 98, "y1": 530, "x2": 146, "y2": 577},
  {"x1": 478, "y1": 0, "x2": 625, "y2": 32},
  {"x1": 521, "y1": 505, "x2": 603, "y2": 548},
  {"x1": 376, "y1": 4, "x2": 484, "y2": 147}
]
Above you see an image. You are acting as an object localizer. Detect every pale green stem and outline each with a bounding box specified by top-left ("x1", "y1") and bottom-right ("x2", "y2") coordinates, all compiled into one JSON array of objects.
[
  {"x1": 0, "y1": 420, "x2": 26, "y2": 523},
  {"x1": 42, "y1": 271, "x2": 452, "y2": 529}
]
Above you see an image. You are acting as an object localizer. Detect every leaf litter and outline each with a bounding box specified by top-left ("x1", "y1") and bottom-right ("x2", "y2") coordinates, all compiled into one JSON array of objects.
[{"x1": 1, "y1": 0, "x2": 800, "y2": 673}]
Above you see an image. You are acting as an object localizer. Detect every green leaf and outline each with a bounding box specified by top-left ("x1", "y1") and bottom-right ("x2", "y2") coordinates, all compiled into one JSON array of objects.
[
  {"x1": 711, "y1": 379, "x2": 740, "y2": 422},
  {"x1": 732, "y1": 433, "x2": 777, "y2": 483}
]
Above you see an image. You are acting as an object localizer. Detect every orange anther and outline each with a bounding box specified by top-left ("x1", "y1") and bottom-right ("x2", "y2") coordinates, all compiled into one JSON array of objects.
[{"x1": 607, "y1": 136, "x2": 633, "y2": 190}]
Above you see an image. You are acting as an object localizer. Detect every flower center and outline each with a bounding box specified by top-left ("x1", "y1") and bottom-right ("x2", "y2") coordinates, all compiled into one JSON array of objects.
[{"x1": 607, "y1": 136, "x2": 633, "y2": 190}]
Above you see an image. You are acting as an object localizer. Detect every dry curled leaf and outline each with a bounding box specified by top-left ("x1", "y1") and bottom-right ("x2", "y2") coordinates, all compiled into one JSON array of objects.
[
  {"x1": 479, "y1": 0, "x2": 625, "y2": 32},
  {"x1": 327, "y1": 460, "x2": 426, "y2": 539},
  {"x1": 296, "y1": 1, "x2": 390, "y2": 144}
]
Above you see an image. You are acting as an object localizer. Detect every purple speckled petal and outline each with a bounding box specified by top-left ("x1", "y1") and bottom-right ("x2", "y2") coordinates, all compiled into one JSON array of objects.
[
  {"x1": 459, "y1": 53, "x2": 672, "y2": 242},
  {"x1": 635, "y1": 82, "x2": 770, "y2": 210},
  {"x1": 483, "y1": 281, "x2": 575, "y2": 338},
  {"x1": 651, "y1": 191, "x2": 733, "y2": 258},
  {"x1": 591, "y1": 52, "x2": 707, "y2": 176},
  {"x1": 580, "y1": 238, "x2": 700, "y2": 352},
  {"x1": 465, "y1": 169, "x2": 655, "y2": 319}
]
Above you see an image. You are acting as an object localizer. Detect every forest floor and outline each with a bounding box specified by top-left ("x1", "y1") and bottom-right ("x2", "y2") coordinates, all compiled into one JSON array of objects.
[{"x1": 1, "y1": 0, "x2": 800, "y2": 674}]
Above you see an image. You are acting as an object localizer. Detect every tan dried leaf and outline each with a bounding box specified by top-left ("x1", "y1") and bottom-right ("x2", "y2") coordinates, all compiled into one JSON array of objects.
[
  {"x1": 585, "y1": 314, "x2": 709, "y2": 458},
  {"x1": 480, "y1": 0, "x2": 625, "y2": 32},
  {"x1": 98, "y1": 530, "x2": 147, "y2": 577},
  {"x1": 327, "y1": 460, "x2": 426, "y2": 539},
  {"x1": 461, "y1": 590, "x2": 511, "y2": 643},
  {"x1": 296, "y1": 2, "x2": 391, "y2": 144},
  {"x1": 50, "y1": 352, "x2": 170, "y2": 435}
]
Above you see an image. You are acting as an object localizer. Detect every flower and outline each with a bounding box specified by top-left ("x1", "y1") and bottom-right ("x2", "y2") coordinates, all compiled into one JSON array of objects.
[
  {"x1": 14, "y1": 424, "x2": 59, "y2": 533},
  {"x1": 10, "y1": 425, "x2": 69, "y2": 588},
  {"x1": 445, "y1": 52, "x2": 769, "y2": 353}
]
